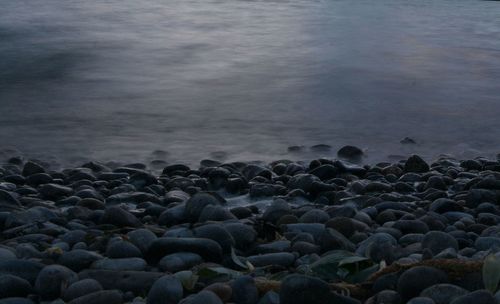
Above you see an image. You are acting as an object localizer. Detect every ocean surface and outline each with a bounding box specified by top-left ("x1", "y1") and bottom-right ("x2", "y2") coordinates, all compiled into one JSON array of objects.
[{"x1": 1, "y1": 0, "x2": 500, "y2": 167}]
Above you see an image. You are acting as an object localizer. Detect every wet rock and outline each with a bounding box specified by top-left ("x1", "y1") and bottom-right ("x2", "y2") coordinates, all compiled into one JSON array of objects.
[
  {"x1": 0, "y1": 275, "x2": 32, "y2": 298},
  {"x1": 106, "y1": 240, "x2": 143, "y2": 259},
  {"x1": 58, "y1": 249, "x2": 103, "y2": 272},
  {"x1": 0, "y1": 260, "x2": 44, "y2": 284},
  {"x1": 247, "y1": 252, "x2": 296, "y2": 268},
  {"x1": 146, "y1": 237, "x2": 223, "y2": 263},
  {"x1": 159, "y1": 252, "x2": 204, "y2": 272},
  {"x1": 100, "y1": 206, "x2": 142, "y2": 227},
  {"x1": 22, "y1": 161, "x2": 45, "y2": 177},
  {"x1": 450, "y1": 290, "x2": 495, "y2": 304},
  {"x1": 68, "y1": 290, "x2": 123, "y2": 304},
  {"x1": 35, "y1": 265, "x2": 78, "y2": 300},
  {"x1": 92, "y1": 258, "x2": 147, "y2": 271},
  {"x1": 337, "y1": 145, "x2": 363, "y2": 162},
  {"x1": 262, "y1": 199, "x2": 291, "y2": 223},
  {"x1": 62, "y1": 279, "x2": 103, "y2": 301},
  {"x1": 421, "y1": 231, "x2": 459, "y2": 256},
  {"x1": 404, "y1": 155, "x2": 429, "y2": 173},
  {"x1": 180, "y1": 290, "x2": 223, "y2": 304},
  {"x1": 79, "y1": 270, "x2": 163, "y2": 295},
  {"x1": 397, "y1": 266, "x2": 449, "y2": 300},
  {"x1": 147, "y1": 275, "x2": 183, "y2": 304},
  {"x1": 185, "y1": 193, "x2": 223, "y2": 222},
  {"x1": 230, "y1": 275, "x2": 259, "y2": 304},
  {"x1": 419, "y1": 284, "x2": 468, "y2": 304},
  {"x1": 127, "y1": 229, "x2": 157, "y2": 254}
]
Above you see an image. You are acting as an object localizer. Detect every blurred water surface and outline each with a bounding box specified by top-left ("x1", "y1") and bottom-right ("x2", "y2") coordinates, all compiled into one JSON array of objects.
[{"x1": 1, "y1": 0, "x2": 500, "y2": 165}]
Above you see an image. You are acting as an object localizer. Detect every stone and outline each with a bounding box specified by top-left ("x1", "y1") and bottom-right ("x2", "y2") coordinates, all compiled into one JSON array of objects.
[
  {"x1": 159, "y1": 252, "x2": 204, "y2": 272},
  {"x1": 185, "y1": 193, "x2": 223, "y2": 222},
  {"x1": 421, "y1": 231, "x2": 459, "y2": 256},
  {"x1": 404, "y1": 155, "x2": 429, "y2": 173},
  {"x1": 247, "y1": 253, "x2": 296, "y2": 268},
  {"x1": 397, "y1": 266, "x2": 449, "y2": 300},
  {"x1": 0, "y1": 260, "x2": 44, "y2": 284},
  {"x1": 230, "y1": 275, "x2": 259, "y2": 304},
  {"x1": 337, "y1": 146, "x2": 363, "y2": 161},
  {"x1": 262, "y1": 199, "x2": 291, "y2": 223},
  {"x1": 0, "y1": 275, "x2": 32, "y2": 298},
  {"x1": 58, "y1": 249, "x2": 103, "y2": 272},
  {"x1": 92, "y1": 258, "x2": 147, "y2": 271},
  {"x1": 35, "y1": 265, "x2": 78, "y2": 300},
  {"x1": 79, "y1": 270, "x2": 163, "y2": 295},
  {"x1": 179, "y1": 290, "x2": 223, "y2": 304},
  {"x1": 62, "y1": 279, "x2": 103, "y2": 301},
  {"x1": 127, "y1": 229, "x2": 158, "y2": 254},
  {"x1": 100, "y1": 206, "x2": 142, "y2": 227},
  {"x1": 450, "y1": 290, "x2": 495, "y2": 304},
  {"x1": 147, "y1": 275, "x2": 183, "y2": 304},
  {"x1": 68, "y1": 290, "x2": 123, "y2": 304},
  {"x1": 419, "y1": 284, "x2": 468, "y2": 304},
  {"x1": 146, "y1": 237, "x2": 223, "y2": 263},
  {"x1": 106, "y1": 241, "x2": 142, "y2": 258}
]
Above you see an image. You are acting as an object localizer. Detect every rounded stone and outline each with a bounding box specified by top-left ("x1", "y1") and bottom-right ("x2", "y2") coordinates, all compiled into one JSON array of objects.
[
  {"x1": 159, "y1": 252, "x2": 204, "y2": 272},
  {"x1": 147, "y1": 275, "x2": 183, "y2": 304},
  {"x1": 279, "y1": 275, "x2": 333, "y2": 304},
  {"x1": 62, "y1": 279, "x2": 103, "y2": 301},
  {"x1": 0, "y1": 275, "x2": 32, "y2": 298},
  {"x1": 68, "y1": 290, "x2": 123, "y2": 304},
  {"x1": 397, "y1": 266, "x2": 449, "y2": 300},
  {"x1": 35, "y1": 265, "x2": 78, "y2": 300},
  {"x1": 230, "y1": 275, "x2": 259, "y2": 304},
  {"x1": 419, "y1": 284, "x2": 468, "y2": 304},
  {"x1": 421, "y1": 231, "x2": 459, "y2": 256}
]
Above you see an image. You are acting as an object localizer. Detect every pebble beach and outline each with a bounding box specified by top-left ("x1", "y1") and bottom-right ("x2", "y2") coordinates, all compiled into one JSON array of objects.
[{"x1": 2, "y1": 147, "x2": 500, "y2": 304}]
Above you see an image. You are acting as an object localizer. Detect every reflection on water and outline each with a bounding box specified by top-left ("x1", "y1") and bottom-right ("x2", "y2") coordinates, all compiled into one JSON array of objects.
[{"x1": 0, "y1": 0, "x2": 500, "y2": 166}]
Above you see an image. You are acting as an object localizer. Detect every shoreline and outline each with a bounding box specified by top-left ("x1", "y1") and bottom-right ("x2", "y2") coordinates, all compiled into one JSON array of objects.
[{"x1": 1, "y1": 153, "x2": 500, "y2": 303}]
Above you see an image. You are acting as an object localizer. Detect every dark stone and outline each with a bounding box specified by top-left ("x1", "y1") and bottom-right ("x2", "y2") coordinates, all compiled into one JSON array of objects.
[
  {"x1": 419, "y1": 284, "x2": 468, "y2": 304},
  {"x1": 185, "y1": 192, "x2": 223, "y2": 222},
  {"x1": 68, "y1": 290, "x2": 123, "y2": 304},
  {"x1": 147, "y1": 275, "x2": 183, "y2": 304},
  {"x1": 22, "y1": 161, "x2": 45, "y2": 177},
  {"x1": 63, "y1": 279, "x2": 103, "y2": 301},
  {"x1": 100, "y1": 206, "x2": 142, "y2": 227},
  {"x1": 127, "y1": 228, "x2": 157, "y2": 254},
  {"x1": 337, "y1": 145, "x2": 363, "y2": 161},
  {"x1": 35, "y1": 265, "x2": 78, "y2": 300},
  {"x1": 78, "y1": 270, "x2": 163, "y2": 295},
  {"x1": 58, "y1": 249, "x2": 103, "y2": 272},
  {"x1": 397, "y1": 266, "x2": 449, "y2": 300},
  {"x1": 421, "y1": 231, "x2": 458, "y2": 256},
  {"x1": 146, "y1": 237, "x2": 223, "y2": 263},
  {"x1": 0, "y1": 275, "x2": 32, "y2": 298},
  {"x1": 247, "y1": 253, "x2": 296, "y2": 268},
  {"x1": 180, "y1": 290, "x2": 223, "y2": 304},
  {"x1": 230, "y1": 275, "x2": 259, "y2": 304},
  {"x1": 279, "y1": 275, "x2": 334, "y2": 304},
  {"x1": 404, "y1": 155, "x2": 429, "y2": 173},
  {"x1": 159, "y1": 252, "x2": 204, "y2": 272},
  {"x1": 106, "y1": 241, "x2": 142, "y2": 259},
  {"x1": 450, "y1": 290, "x2": 495, "y2": 304},
  {"x1": 0, "y1": 260, "x2": 44, "y2": 284}
]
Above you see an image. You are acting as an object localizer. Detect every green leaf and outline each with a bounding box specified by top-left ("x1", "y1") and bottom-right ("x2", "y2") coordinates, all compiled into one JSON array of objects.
[
  {"x1": 231, "y1": 247, "x2": 252, "y2": 270},
  {"x1": 311, "y1": 250, "x2": 375, "y2": 282},
  {"x1": 174, "y1": 270, "x2": 198, "y2": 290},
  {"x1": 197, "y1": 266, "x2": 242, "y2": 281},
  {"x1": 483, "y1": 254, "x2": 500, "y2": 293}
]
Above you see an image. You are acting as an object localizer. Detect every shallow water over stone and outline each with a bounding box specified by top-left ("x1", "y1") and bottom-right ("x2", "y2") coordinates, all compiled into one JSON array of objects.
[{"x1": 1, "y1": 0, "x2": 500, "y2": 165}]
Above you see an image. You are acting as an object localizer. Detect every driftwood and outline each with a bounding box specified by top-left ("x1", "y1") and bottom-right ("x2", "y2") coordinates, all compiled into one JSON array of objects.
[{"x1": 254, "y1": 259, "x2": 484, "y2": 300}]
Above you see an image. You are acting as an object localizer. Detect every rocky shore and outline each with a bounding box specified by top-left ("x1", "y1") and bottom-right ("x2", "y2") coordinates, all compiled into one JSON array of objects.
[{"x1": 2, "y1": 149, "x2": 500, "y2": 304}]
